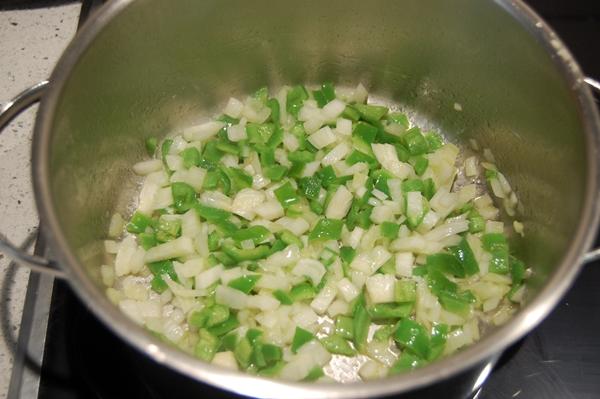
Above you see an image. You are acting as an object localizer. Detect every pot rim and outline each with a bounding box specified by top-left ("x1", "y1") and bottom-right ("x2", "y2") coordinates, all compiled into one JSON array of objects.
[{"x1": 31, "y1": 0, "x2": 600, "y2": 397}]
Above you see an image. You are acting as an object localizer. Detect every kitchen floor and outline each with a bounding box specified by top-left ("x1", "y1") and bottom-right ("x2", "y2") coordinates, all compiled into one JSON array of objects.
[{"x1": 0, "y1": 3, "x2": 80, "y2": 398}]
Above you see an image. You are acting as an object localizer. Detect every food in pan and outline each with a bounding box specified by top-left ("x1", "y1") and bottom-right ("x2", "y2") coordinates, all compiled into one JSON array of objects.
[{"x1": 102, "y1": 83, "x2": 527, "y2": 382}]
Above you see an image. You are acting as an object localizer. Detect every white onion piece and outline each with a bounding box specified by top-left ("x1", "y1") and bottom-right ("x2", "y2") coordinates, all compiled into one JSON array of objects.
[{"x1": 182, "y1": 121, "x2": 225, "y2": 142}]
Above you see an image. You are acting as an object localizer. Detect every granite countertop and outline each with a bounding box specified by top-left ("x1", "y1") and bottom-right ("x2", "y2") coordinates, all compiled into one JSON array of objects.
[{"x1": 0, "y1": 3, "x2": 80, "y2": 398}]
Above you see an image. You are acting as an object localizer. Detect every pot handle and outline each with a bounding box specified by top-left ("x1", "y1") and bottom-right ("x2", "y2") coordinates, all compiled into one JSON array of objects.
[
  {"x1": 0, "y1": 81, "x2": 66, "y2": 279},
  {"x1": 581, "y1": 77, "x2": 600, "y2": 265}
]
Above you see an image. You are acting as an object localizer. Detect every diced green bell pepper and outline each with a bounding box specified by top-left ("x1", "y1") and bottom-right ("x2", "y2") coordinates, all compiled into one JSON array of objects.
[
  {"x1": 321, "y1": 334, "x2": 356, "y2": 356},
  {"x1": 274, "y1": 181, "x2": 300, "y2": 208},
  {"x1": 381, "y1": 221, "x2": 400, "y2": 240},
  {"x1": 393, "y1": 319, "x2": 430, "y2": 359},
  {"x1": 181, "y1": 147, "x2": 201, "y2": 169},
  {"x1": 451, "y1": 238, "x2": 480, "y2": 276},
  {"x1": 228, "y1": 275, "x2": 261, "y2": 294},
  {"x1": 291, "y1": 326, "x2": 314, "y2": 353},
  {"x1": 309, "y1": 218, "x2": 344, "y2": 241},
  {"x1": 368, "y1": 303, "x2": 413, "y2": 320},
  {"x1": 353, "y1": 103, "x2": 388, "y2": 124},
  {"x1": 127, "y1": 211, "x2": 154, "y2": 234},
  {"x1": 402, "y1": 127, "x2": 428, "y2": 156},
  {"x1": 194, "y1": 329, "x2": 219, "y2": 362},
  {"x1": 145, "y1": 137, "x2": 158, "y2": 156},
  {"x1": 171, "y1": 182, "x2": 197, "y2": 213}
]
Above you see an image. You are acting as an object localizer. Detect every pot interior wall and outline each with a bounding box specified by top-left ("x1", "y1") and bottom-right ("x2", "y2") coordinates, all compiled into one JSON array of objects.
[{"x1": 47, "y1": 0, "x2": 587, "y2": 321}]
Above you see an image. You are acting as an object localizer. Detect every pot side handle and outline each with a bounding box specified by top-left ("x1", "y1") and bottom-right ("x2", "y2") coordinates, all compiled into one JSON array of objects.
[
  {"x1": 0, "y1": 81, "x2": 66, "y2": 279},
  {"x1": 581, "y1": 77, "x2": 600, "y2": 265}
]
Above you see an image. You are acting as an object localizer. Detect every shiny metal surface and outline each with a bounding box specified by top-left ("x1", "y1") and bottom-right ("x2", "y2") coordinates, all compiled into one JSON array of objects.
[
  {"x1": 0, "y1": 81, "x2": 66, "y2": 279},
  {"x1": 25, "y1": 0, "x2": 600, "y2": 397}
]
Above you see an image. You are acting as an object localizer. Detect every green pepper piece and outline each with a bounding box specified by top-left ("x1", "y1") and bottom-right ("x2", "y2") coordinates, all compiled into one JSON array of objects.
[
  {"x1": 298, "y1": 176, "x2": 322, "y2": 200},
  {"x1": 154, "y1": 216, "x2": 181, "y2": 243},
  {"x1": 126, "y1": 211, "x2": 154, "y2": 234},
  {"x1": 222, "y1": 244, "x2": 271, "y2": 262},
  {"x1": 339, "y1": 246, "x2": 356, "y2": 264},
  {"x1": 425, "y1": 132, "x2": 444, "y2": 152},
  {"x1": 389, "y1": 353, "x2": 425, "y2": 374},
  {"x1": 373, "y1": 325, "x2": 394, "y2": 342},
  {"x1": 273, "y1": 289, "x2": 293, "y2": 305},
  {"x1": 395, "y1": 280, "x2": 417, "y2": 303},
  {"x1": 342, "y1": 105, "x2": 361, "y2": 121},
  {"x1": 309, "y1": 218, "x2": 344, "y2": 241},
  {"x1": 228, "y1": 275, "x2": 261, "y2": 294},
  {"x1": 138, "y1": 232, "x2": 158, "y2": 250},
  {"x1": 201, "y1": 140, "x2": 222, "y2": 163},
  {"x1": 309, "y1": 199, "x2": 324, "y2": 215},
  {"x1": 234, "y1": 337, "x2": 253, "y2": 369},
  {"x1": 258, "y1": 361, "x2": 285, "y2": 377},
  {"x1": 313, "y1": 82, "x2": 336, "y2": 108},
  {"x1": 145, "y1": 137, "x2": 158, "y2": 156},
  {"x1": 334, "y1": 316, "x2": 354, "y2": 340},
  {"x1": 387, "y1": 112, "x2": 410, "y2": 129},
  {"x1": 266, "y1": 98, "x2": 280, "y2": 125},
  {"x1": 303, "y1": 366, "x2": 324, "y2": 381},
  {"x1": 316, "y1": 165, "x2": 337, "y2": 188},
  {"x1": 437, "y1": 291, "x2": 474, "y2": 316},
  {"x1": 268, "y1": 239, "x2": 287, "y2": 255},
  {"x1": 286, "y1": 85, "x2": 309, "y2": 118},
  {"x1": 181, "y1": 147, "x2": 201, "y2": 169},
  {"x1": 261, "y1": 343, "x2": 283, "y2": 365},
  {"x1": 353, "y1": 103, "x2": 388, "y2": 124},
  {"x1": 161, "y1": 138, "x2": 173, "y2": 162},
  {"x1": 288, "y1": 150, "x2": 315, "y2": 164},
  {"x1": 468, "y1": 210, "x2": 485, "y2": 233},
  {"x1": 402, "y1": 178, "x2": 425, "y2": 194},
  {"x1": 346, "y1": 150, "x2": 378, "y2": 167},
  {"x1": 426, "y1": 253, "x2": 465, "y2": 278},
  {"x1": 452, "y1": 238, "x2": 480, "y2": 276},
  {"x1": 218, "y1": 332, "x2": 238, "y2": 352},
  {"x1": 289, "y1": 283, "x2": 316, "y2": 301},
  {"x1": 352, "y1": 121, "x2": 379, "y2": 143},
  {"x1": 171, "y1": 182, "x2": 197, "y2": 213},
  {"x1": 321, "y1": 335, "x2": 356, "y2": 356},
  {"x1": 147, "y1": 260, "x2": 178, "y2": 293},
  {"x1": 252, "y1": 87, "x2": 269, "y2": 104},
  {"x1": 395, "y1": 143, "x2": 411, "y2": 162},
  {"x1": 246, "y1": 123, "x2": 275, "y2": 145},
  {"x1": 232, "y1": 225, "x2": 270, "y2": 245},
  {"x1": 274, "y1": 181, "x2": 300, "y2": 208},
  {"x1": 482, "y1": 233, "x2": 508, "y2": 252},
  {"x1": 208, "y1": 314, "x2": 240, "y2": 336},
  {"x1": 489, "y1": 249, "x2": 510, "y2": 274},
  {"x1": 264, "y1": 165, "x2": 288, "y2": 181},
  {"x1": 412, "y1": 156, "x2": 429, "y2": 176},
  {"x1": 279, "y1": 229, "x2": 303, "y2": 248},
  {"x1": 422, "y1": 178, "x2": 436, "y2": 201},
  {"x1": 510, "y1": 256, "x2": 526, "y2": 285},
  {"x1": 428, "y1": 323, "x2": 448, "y2": 361},
  {"x1": 194, "y1": 329, "x2": 219, "y2": 362},
  {"x1": 393, "y1": 319, "x2": 430, "y2": 359},
  {"x1": 368, "y1": 303, "x2": 413, "y2": 320},
  {"x1": 353, "y1": 298, "x2": 370, "y2": 353},
  {"x1": 193, "y1": 204, "x2": 231, "y2": 222},
  {"x1": 381, "y1": 221, "x2": 400, "y2": 240},
  {"x1": 207, "y1": 231, "x2": 221, "y2": 251},
  {"x1": 223, "y1": 167, "x2": 252, "y2": 192},
  {"x1": 291, "y1": 326, "x2": 314, "y2": 353},
  {"x1": 402, "y1": 127, "x2": 428, "y2": 156}
]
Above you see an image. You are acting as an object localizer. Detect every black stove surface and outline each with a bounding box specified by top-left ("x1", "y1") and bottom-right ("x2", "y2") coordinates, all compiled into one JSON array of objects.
[{"x1": 36, "y1": 1, "x2": 600, "y2": 398}]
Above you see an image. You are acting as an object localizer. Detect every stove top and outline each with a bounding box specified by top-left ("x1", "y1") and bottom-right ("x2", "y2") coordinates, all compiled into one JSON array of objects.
[{"x1": 7, "y1": 1, "x2": 600, "y2": 398}]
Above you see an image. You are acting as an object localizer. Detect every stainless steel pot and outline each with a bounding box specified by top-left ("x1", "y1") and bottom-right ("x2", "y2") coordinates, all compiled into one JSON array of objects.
[{"x1": 1, "y1": 0, "x2": 600, "y2": 398}]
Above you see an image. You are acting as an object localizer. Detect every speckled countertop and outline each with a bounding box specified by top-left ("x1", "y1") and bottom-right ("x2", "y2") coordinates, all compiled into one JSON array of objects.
[{"x1": 0, "y1": 3, "x2": 80, "y2": 398}]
